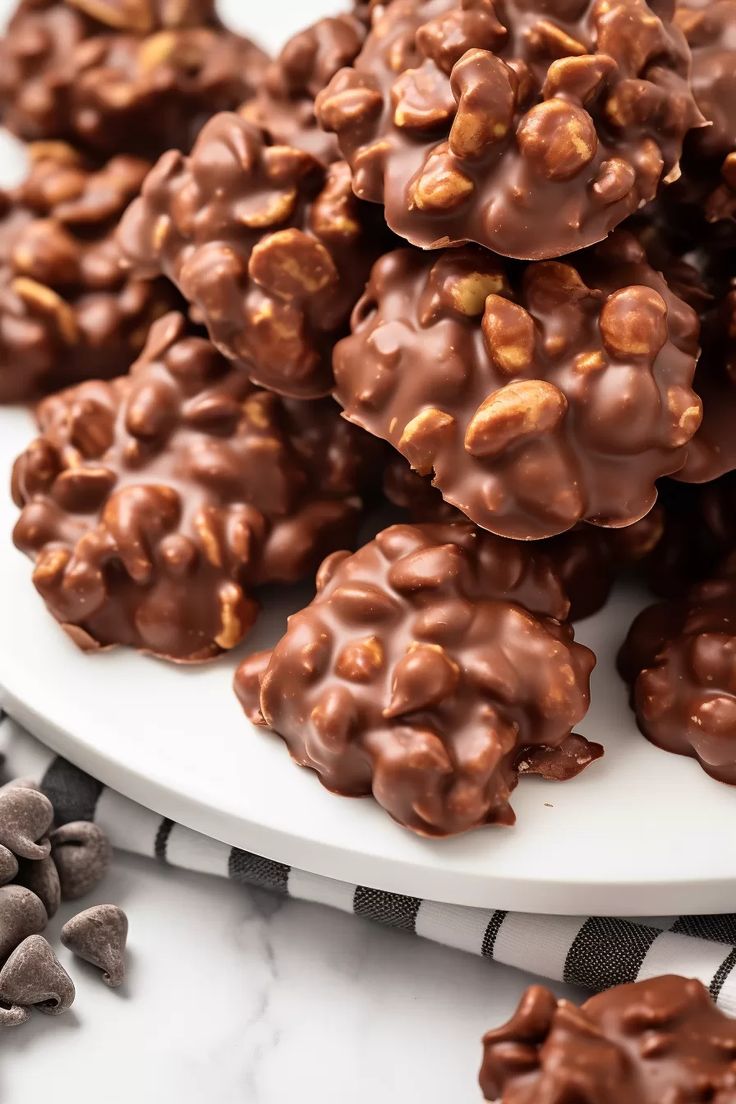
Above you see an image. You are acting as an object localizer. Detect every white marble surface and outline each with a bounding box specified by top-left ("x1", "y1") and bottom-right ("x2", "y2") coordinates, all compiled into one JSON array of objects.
[{"x1": 0, "y1": 853, "x2": 583, "y2": 1102}]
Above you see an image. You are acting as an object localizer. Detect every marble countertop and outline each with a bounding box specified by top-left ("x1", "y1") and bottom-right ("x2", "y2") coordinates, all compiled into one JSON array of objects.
[{"x1": 0, "y1": 853, "x2": 583, "y2": 1102}]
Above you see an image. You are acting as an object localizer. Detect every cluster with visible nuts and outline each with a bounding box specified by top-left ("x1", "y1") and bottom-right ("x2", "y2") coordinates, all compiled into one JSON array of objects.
[
  {"x1": 480, "y1": 976, "x2": 736, "y2": 1102},
  {"x1": 0, "y1": 0, "x2": 268, "y2": 159},
  {"x1": 241, "y1": 14, "x2": 368, "y2": 165},
  {"x1": 334, "y1": 232, "x2": 702, "y2": 539},
  {"x1": 316, "y1": 0, "x2": 703, "y2": 260},
  {"x1": 0, "y1": 140, "x2": 178, "y2": 403},
  {"x1": 235, "y1": 522, "x2": 599, "y2": 837},
  {"x1": 11, "y1": 311, "x2": 383, "y2": 662},
  {"x1": 618, "y1": 570, "x2": 736, "y2": 784},
  {"x1": 0, "y1": 774, "x2": 128, "y2": 1028},
  {"x1": 673, "y1": 0, "x2": 736, "y2": 226},
  {"x1": 118, "y1": 112, "x2": 390, "y2": 398}
]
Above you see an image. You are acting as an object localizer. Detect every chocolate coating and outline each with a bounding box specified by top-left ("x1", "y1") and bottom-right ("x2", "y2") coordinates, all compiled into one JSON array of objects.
[
  {"x1": 316, "y1": 0, "x2": 702, "y2": 260},
  {"x1": 0, "y1": 142, "x2": 178, "y2": 404},
  {"x1": 241, "y1": 15, "x2": 367, "y2": 165},
  {"x1": 12, "y1": 312, "x2": 381, "y2": 662},
  {"x1": 119, "y1": 112, "x2": 388, "y2": 399},
  {"x1": 334, "y1": 232, "x2": 701, "y2": 540},
  {"x1": 480, "y1": 975, "x2": 736, "y2": 1102},
  {"x1": 235, "y1": 522, "x2": 599, "y2": 837},
  {"x1": 619, "y1": 572, "x2": 736, "y2": 784},
  {"x1": 0, "y1": 0, "x2": 267, "y2": 159}
]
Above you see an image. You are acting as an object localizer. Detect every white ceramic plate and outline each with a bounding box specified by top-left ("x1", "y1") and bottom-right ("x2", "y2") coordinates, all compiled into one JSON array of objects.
[{"x1": 2, "y1": 398, "x2": 736, "y2": 916}]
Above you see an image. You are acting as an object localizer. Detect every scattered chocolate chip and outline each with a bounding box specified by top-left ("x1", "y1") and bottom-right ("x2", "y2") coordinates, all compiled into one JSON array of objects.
[
  {"x1": 0, "y1": 885, "x2": 47, "y2": 962},
  {"x1": 50, "y1": 822, "x2": 111, "y2": 901},
  {"x1": 61, "y1": 905, "x2": 128, "y2": 988},
  {"x1": 16, "y1": 856, "x2": 61, "y2": 919},
  {"x1": 0, "y1": 846, "x2": 19, "y2": 887},
  {"x1": 0, "y1": 935, "x2": 75, "y2": 1017},
  {"x1": 0, "y1": 787, "x2": 53, "y2": 861}
]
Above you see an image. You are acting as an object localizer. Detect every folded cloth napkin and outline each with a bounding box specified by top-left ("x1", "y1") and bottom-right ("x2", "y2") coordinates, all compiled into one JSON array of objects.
[{"x1": 3, "y1": 708, "x2": 736, "y2": 1013}]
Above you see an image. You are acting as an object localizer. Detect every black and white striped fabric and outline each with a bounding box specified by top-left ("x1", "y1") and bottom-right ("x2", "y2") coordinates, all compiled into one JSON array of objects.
[{"x1": 3, "y1": 709, "x2": 736, "y2": 1012}]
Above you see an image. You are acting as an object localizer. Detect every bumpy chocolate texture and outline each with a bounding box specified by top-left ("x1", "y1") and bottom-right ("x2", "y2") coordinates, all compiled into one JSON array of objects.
[
  {"x1": 0, "y1": 141, "x2": 177, "y2": 404},
  {"x1": 118, "y1": 112, "x2": 386, "y2": 399},
  {"x1": 675, "y1": 0, "x2": 736, "y2": 225},
  {"x1": 315, "y1": 0, "x2": 703, "y2": 260},
  {"x1": 235, "y1": 522, "x2": 599, "y2": 837},
  {"x1": 0, "y1": 0, "x2": 268, "y2": 159},
  {"x1": 241, "y1": 15, "x2": 368, "y2": 165},
  {"x1": 480, "y1": 975, "x2": 736, "y2": 1102},
  {"x1": 334, "y1": 232, "x2": 702, "y2": 540},
  {"x1": 619, "y1": 572, "x2": 736, "y2": 784},
  {"x1": 11, "y1": 311, "x2": 381, "y2": 663}
]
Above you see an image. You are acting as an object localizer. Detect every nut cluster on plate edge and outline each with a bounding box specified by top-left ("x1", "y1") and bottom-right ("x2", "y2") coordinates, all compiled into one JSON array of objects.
[{"x1": 3, "y1": 0, "x2": 736, "y2": 1083}]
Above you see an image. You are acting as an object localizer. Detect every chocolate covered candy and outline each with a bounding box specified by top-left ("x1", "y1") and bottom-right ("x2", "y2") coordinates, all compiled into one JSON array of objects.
[
  {"x1": 316, "y1": 0, "x2": 702, "y2": 260},
  {"x1": 0, "y1": 0, "x2": 267, "y2": 159},
  {"x1": 241, "y1": 14, "x2": 368, "y2": 165},
  {"x1": 118, "y1": 111, "x2": 388, "y2": 398},
  {"x1": 0, "y1": 141, "x2": 178, "y2": 403},
  {"x1": 481, "y1": 975, "x2": 736, "y2": 1101},
  {"x1": 619, "y1": 572, "x2": 736, "y2": 784},
  {"x1": 235, "y1": 522, "x2": 599, "y2": 837},
  {"x1": 335, "y1": 232, "x2": 701, "y2": 540},
  {"x1": 12, "y1": 311, "x2": 382, "y2": 662}
]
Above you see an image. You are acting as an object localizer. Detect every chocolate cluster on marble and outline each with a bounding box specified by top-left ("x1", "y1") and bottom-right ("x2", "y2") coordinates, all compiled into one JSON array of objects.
[
  {"x1": 0, "y1": 141, "x2": 177, "y2": 403},
  {"x1": 619, "y1": 571, "x2": 736, "y2": 784},
  {"x1": 480, "y1": 975, "x2": 736, "y2": 1102},
  {"x1": 316, "y1": 0, "x2": 703, "y2": 260},
  {"x1": 674, "y1": 0, "x2": 736, "y2": 225},
  {"x1": 241, "y1": 14, "x2": 367, "y2": 165},
  {"x1": 334, "y1": 231, "x2": 702, "y2": 540},
  {"x1": 119, "y1": 112, "x2": 388, "y2": 398},
  {"x1": 235, "y1": 522, "x2": 599, "y2": 837},
  {"x1": 0, "y1": 0, "x2": 267, "y2": 159},
  {"x1": 12, "y1": 311, "x2": 382, "y2": 662}
]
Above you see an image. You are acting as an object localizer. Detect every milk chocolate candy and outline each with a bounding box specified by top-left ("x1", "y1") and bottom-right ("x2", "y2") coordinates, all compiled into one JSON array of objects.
[
  {"x1": 0, "y1": 935, "x2": 75, "y2": 1017},
  {"x1": 241, "y1": 15, "x2": 368, "y2": 165},
  {"x1": 335, "y1": 232, "x2": 701, "y2": 540},
  {"x1": 481, "y1": 975, "x2": 736, "y2": 1101},
  {"x1": 674, "y1": 0, "x2": 736, "y2": 225},
  {"x1": 619, "y1": 572, "x2": 736, "y2": 784},
  {"x1": 0, "y1": 141, "x2": 178, "y2": 403},
  {"x1": 0, "y1": 787, "x2": 53, "y2": 861},
  {"x1": 118, "y1": 111, "x2": 389, "y2": 399},
  {"x1": 0, "y1": 0, "x2": 267, "y2": 159},
  {"x1": 235, "y1": 522, "x2": 599, "y2": 837},
  {"x1": 61, "y1": 904, "x2": 128, "y2": 987},
  {"x1": 51, "y1": 822, "x2": 111, "y2": 900},
  {"x1": 12, "y1": 312, "x2": 383, "y2": 662},
  {"x1": 316, "y1": 0, "x2": 703, "y2": 260}
]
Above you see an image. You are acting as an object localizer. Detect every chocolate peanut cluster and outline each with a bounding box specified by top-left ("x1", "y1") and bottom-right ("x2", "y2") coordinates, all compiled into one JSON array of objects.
[
  {"x1": 675, "y1": 0, "x2": 736, "y2": 225},
  {"x1": 334, "y1": 232, "x2": 702, "y2": 540},
  {"x1": 11, "y1": 312, "x2": 382, "y2": 662},
  {"x1": 0, "y1": 141, "x2": 178, "y2": 403},
  {"x1": 118, "y1": 112, "x2": 389, "y2": 398},
  {"x1": 316, "y1": 0, "x2": 703, "y2": 260},
  {"x1": 480, "y1": 975, "x2": 736, "y2": 1102},
  {"x1": 0, "y1": 0, "x2": 268, "y2": 159},
  {"x1": 619, "y1": 571, "x2": 736, "y2": 784},
  {"x1": 241, "y1": 14, "x2": 368, "y2": 165},
  {"x1": 235, "y1": 522, "x2": 599, "y2": 837},
  {"x1": 0, "y1": 774, "x2": 128, "y2": 1028}
]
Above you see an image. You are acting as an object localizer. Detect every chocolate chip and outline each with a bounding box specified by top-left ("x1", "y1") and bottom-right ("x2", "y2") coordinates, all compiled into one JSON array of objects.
[
  {"x1": 0, "y1": 935, "x2": 75, "y2": 1017},
  {"x1": 61, "y1": 905, "x2": 128, "y2": 988},
  {"x1": 0, "y1": 845, "x2": 18, "y2": 887},
  {"x1": 0, "y1": 788, "x2": 53, "y2": 861},
  {"x1": 0, "y1": 885, "x2": 47, "y2": 961},
  {"x1": 16, "y1": 855, "x2": 61, "y2": 919},
  {"x1": 50, "y1": 822, "x2": 111, "y2": 901}
]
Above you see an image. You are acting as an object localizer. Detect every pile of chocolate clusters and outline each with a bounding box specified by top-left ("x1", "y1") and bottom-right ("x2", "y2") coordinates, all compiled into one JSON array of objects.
[
  {"x1": 5, "y1": 0, "x2": 736, "y2": 836},
  {"x1": 3, "y1": 0, "x2": 736, "y2": 1089}
]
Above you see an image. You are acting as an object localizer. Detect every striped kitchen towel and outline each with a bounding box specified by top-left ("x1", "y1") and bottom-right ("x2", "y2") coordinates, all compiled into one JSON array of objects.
[{"x1": 3, "y1": 708, "x2": 736, "y2": 1013}]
